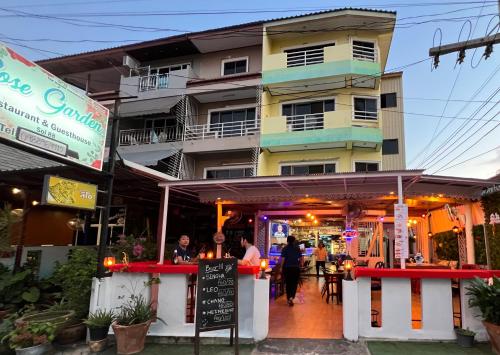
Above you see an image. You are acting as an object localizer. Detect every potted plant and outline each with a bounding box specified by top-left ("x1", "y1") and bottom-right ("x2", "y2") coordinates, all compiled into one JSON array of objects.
[
  {"x1": 84, "y1": 309, "x2": 114, "y2": 352},
  {"x1": 2, "y1": 321, "x2": 56, "y2": 355},
  {"x1": 455, "y1": 327, "x2": 476, "y2": 347},
  {"x1": 112, "y1": 294, "x2": 158, "y2": 355},
  {"x1": 466, "y1": 276, "x2": 500, "y2": 354}
]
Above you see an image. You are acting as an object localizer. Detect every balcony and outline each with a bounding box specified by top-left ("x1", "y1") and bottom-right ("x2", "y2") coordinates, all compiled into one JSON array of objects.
[
  {"x1": 260, "y1": 111, "x2": 382, "y2": 152},
  {"x1": 119, "y1": 127, "x2": 182, "y2": 146},
  {"x1": 183, "y1": 120, "x2": 260, "y2": 153},
  {"x1": 138, "y1": 73, "x2": 169, "y2": 92},
  {"x1": 262, "y1": 43, "x2": 380, "y2": 90}
]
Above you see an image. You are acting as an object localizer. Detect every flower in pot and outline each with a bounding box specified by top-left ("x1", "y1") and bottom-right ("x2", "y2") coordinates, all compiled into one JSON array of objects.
[
  {"x1": 112, "y1": 294, "x2": 161, "y2": 355},
  {"x1": 1, "y1": 321, "x2": 56, "y2": 355},
  {"x1": 455, "y1": 327, "x2": 476, "y2": 347},
  {"x1": 84, "y1": 309, "x2": 114, "y2": 353},
  {"x1": 466, "y1": 276, "x2": 500, "y2": 354}
]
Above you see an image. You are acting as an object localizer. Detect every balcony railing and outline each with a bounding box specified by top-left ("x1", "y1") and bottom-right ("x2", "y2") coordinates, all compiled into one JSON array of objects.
[
  {"x1": 353, "y1": 110, "x2": 378, "y2": 121},
  {"x1": 286, "y1": 113, "x2": 324, "y2": 132},
  {"x1": 286, "y1": 47, "x2": 325, "y2": 67},
  {"x1": 184, "y1": 120, "x2": 260, "y2": 141},
  {"x1": 119, "y1": 127, "x2": 182, "y2": 146},
  {"x1": 138, "y1": 74, "x2": 169, "y2": 92},
  {"x1": 352, "y1": 43, "x2": 377, "y2": 62}
]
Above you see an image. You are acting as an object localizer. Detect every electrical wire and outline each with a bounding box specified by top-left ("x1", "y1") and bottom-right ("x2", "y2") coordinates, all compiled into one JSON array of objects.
[{"x1": 433, "y1": 144, "x2": 499, "y2": 173}]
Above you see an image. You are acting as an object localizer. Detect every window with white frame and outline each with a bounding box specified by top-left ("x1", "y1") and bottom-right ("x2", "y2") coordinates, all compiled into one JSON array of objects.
[
  {"x1": 354, "y1": 161, "x2": 379, "y2": 172},
  {"x1": 221, "y1": 58, "x2": 248, "y2": 76},
  {"x1": 282, "y1": 99, "x2": 334, "y2": 131},
  {"x1": 285, "y1": 43, "x2": 335, "y2": 67},
  {"x1": 352, "y1": 40, "x2": 376, "y2": 62},
  {"x1": 205, "y1": 166, "x2": 253, "y2": 179},
  {"x1": 353, "y1": 97, "x2": 378, "y2": 120},
  {"x1": 138, "y1": 63, "x2": 190, "y2": 91},
  {"x1": 280, "y1": 162, "x2": 336, "y2": 176}
]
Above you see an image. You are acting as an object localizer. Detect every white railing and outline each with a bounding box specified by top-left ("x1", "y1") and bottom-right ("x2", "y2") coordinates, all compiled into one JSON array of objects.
[
  {"x1": 286, "y1": 47, "x2": 325, "y2": 67},
  {"x1": 286, "y1": 113, "x2": 324, "y2": 132},
  {"x1": 352, "y1": 43, "x2": 377, "y2": 62},
  {"x1": 353, "y1": 110, "x2": 378, "y2": 120},
  {"x1": 184, "y1": 120, "x2": 260, "y2": 141},
  {"x1": 138, "y1": 74, "x2": 169, "y2": 92},
  {"x1": 119, "y1": 127, "x2": 182, "y2": 146}
]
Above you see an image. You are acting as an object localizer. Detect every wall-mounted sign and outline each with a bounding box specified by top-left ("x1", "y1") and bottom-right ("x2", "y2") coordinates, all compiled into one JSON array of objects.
[
  {"x1": 342, "y1": 229, "x2": 358, "y2": 240},
  {"x1": 394, "y1": 203, "x2": 409, "y2": 259},
  {"x1": 42, "y1": 175, "x2": 97, "y2": 210},
  {"x1": 0, "y1": 44, "x2": 109, "y2": 170}
]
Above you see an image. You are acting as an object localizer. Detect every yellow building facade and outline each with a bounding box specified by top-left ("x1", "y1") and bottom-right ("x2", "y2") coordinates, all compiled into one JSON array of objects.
[{"x1": 258, "y1": 10, "x2": 405, "y2": 176}]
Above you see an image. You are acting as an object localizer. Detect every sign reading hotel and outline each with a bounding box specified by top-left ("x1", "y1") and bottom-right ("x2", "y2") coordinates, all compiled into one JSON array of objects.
[
  {"x1": 0, "y1": 44, "x2": 109, "y2": 171},
  {"x1": 394, "y1": 203, "x2": 409, "y2": 259},
  {"x1": 42, "y1": 175, "x2": 97, "y2": 210}
]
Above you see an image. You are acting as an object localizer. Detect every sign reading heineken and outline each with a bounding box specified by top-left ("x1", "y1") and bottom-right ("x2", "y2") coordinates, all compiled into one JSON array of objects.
[
  {"x1": 42, "y1": 175, "x2": 97, "y2": 210},
  {"x1": 0, "y1": 44, "x2": 109, "y2": 171}
]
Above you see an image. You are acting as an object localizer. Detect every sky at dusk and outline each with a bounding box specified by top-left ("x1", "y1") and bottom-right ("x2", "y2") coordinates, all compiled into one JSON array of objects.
[{"x1": 1, "y1": 0, "x2": 498, "y2": 179}]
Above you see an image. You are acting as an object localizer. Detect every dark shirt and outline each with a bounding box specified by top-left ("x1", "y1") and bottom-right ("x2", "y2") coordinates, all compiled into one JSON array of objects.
[
  {"x1": 174, "y1": 245, "x2": 193, "y2": 262},
  {"x1": 281, "y1": 244, "x2": 302, "y2": 268}
]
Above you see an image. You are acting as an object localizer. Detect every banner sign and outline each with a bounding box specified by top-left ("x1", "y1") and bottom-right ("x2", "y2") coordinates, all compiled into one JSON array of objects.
[
  {"x1": 394, "y1": 203, "x2": 409, "y2": 259},
  {"x1": 42, "y1": 175, "x2": 97, "y2": 210},
  {"x1": 0, "y1": 44, "x2": 109, "y2": 171}
]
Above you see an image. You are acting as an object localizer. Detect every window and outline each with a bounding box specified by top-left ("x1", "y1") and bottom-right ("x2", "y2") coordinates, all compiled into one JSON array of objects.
[
  {"x1": 381, "y1": 93, "x2": 397, "y2": 108},
  {"x1": 282, "y1": 99, "x2": 334, "y2": 131},
  {"x1": 354, "y1": 97, "x2": 378, "y2": 120},
  {"x1": 382, "y1": 139, "x2": 399, "y2": 155},
  {"x1": 209, "y1": 107, "x2": 256, "y2": 136},
  {"x1": 205, "y1": 167, "x2": 253, "y2": 179},
  {"x1": 352, "y1": 40, "x2": 376, "y2": 62},
  {"x1": 355, "y1": 162, "x2": 379, "y2": 172},
  {"x1": 285, "y1": 43, "x2": 335, "y2": 67},
  {"x1": 138, "y1": 64, "x2": 190, "y2": 91},
  {"x1": 222, "y1": 58, "x2": 248, "y2": 76},
  {"x1": 281, "y1": 163, "x2": 336, "y2": 176}
]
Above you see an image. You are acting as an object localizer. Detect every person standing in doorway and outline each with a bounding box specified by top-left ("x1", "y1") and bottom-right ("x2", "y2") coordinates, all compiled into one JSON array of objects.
[
  {"x1": 280, "y1": 235, "x2": 303, "y2": 306},
  {"x1": 313, "y1": 242, "x2": 327, "y2": 277}
]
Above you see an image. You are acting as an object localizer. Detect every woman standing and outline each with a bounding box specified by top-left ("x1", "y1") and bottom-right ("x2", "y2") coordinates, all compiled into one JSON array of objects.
[{"x1": 280, "y1": 236, "x2": 303, "y2": 306}]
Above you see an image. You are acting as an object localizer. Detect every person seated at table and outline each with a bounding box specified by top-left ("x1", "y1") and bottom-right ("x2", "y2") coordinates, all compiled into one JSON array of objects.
[
  {"x1": 173, "y1": 234, "x2": 195, "y2": 264},
  {"x1": 210, "y1": 231, "x2": 229, "y2": 258},
  {"x1": 238, "y1": 235, "x2": 261, "y2": 266},
  {"x1": 313, "y1": 242, "x2": 328, "y2": 277}
]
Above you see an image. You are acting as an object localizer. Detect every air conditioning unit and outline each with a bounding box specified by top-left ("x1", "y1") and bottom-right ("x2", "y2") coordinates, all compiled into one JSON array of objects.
[{"x1": 123, "y1": 55, "x2": 139, "y2": 69}]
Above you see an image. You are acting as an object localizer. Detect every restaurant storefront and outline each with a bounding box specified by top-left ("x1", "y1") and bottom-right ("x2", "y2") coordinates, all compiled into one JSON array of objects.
[{"x1": 88, "y1": 170, "x2": 499, "y2": 341}]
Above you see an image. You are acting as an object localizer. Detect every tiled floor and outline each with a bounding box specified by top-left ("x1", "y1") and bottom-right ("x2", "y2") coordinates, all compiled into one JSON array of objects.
[{"x1": 268, "y1": 276, "x2": 344, "y2": 339}]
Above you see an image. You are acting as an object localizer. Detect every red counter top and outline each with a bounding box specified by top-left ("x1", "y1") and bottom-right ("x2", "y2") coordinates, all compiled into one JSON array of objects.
[
  {"x1": 108, "y1": 261, "x2": 259, "y2": 275},
  {"x1": 355, "y1": 267, "x2": 500, "y2": 279}
]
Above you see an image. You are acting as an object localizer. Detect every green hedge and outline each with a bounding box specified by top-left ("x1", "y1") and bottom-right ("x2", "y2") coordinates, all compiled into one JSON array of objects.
[{"x1": 433, "y1": 230, "x2": 459, "y2": 261}]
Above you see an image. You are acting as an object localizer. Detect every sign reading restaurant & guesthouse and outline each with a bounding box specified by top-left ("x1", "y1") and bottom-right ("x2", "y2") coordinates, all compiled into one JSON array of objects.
[{"x1": 0, "y1": 43, "x2": 109, "y2": 171}]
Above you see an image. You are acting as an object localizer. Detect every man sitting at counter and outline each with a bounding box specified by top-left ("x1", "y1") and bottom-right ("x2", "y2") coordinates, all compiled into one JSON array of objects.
[
  {"x1": 238, "y1": 235, "x2": 261, "y2": 266},
  {"x1": 173, "y1": 234, "x2": 195, "y2": 264}
]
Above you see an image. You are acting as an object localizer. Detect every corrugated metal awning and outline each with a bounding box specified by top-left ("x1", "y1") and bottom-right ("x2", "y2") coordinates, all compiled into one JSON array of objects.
[
  {"x1": 118, "y1": 96, "x2": 182, "y2": 117},
  {"x1": 0, "y1": 143, "x2": 63, "y2": 172}
]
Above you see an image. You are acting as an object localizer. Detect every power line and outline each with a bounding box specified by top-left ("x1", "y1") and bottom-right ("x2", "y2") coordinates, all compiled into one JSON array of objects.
[{"x1": 433, "y1": 144, "x2": 499, "y2": 173}]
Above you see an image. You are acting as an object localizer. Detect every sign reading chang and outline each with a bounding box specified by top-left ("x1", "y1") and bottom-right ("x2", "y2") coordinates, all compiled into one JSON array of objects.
[
  {"x1": 0, "y1": 44, "x2": 109, "y2": 171},
  {"x1": 42, "y1": 175, "x2": 97, "y2": 210}
]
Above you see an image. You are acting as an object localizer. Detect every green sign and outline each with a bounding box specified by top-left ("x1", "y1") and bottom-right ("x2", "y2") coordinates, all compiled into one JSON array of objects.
[{"x1": 0, "y1": 43, "x2": 109, "y2": 171}]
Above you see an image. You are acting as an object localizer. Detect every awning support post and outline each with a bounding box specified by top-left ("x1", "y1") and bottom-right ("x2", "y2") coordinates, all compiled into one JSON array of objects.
[
  {"x1": 158, "y1": 186, "x2": 169, "y2": 264},
  {"x1": 464, "y1": 203, "x2": 475, "y2": 264},
  {"x1": 397, "y1": 175, "x2": 406, "y2": 270}
]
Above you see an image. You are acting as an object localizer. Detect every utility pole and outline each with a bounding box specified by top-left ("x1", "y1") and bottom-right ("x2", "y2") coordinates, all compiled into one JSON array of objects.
[{"x1": 429, "y1": 3, "x2": 500, "y2": 68}]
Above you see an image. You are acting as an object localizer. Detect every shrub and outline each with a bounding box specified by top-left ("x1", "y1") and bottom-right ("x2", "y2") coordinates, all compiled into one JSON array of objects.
[{"x1": 466, "y1": 276, "x2": 500, "y2": 325}]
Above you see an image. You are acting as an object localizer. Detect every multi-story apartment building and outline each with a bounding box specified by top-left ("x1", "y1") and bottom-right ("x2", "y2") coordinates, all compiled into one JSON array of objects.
[{"x1": 38, "y1": 8, "x2": 405, "y2": 181}]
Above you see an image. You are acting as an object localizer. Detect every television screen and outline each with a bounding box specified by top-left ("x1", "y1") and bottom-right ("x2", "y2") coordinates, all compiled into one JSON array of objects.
[{"x1": 270, "y1": 222, "x2": 289, "y2": 239}]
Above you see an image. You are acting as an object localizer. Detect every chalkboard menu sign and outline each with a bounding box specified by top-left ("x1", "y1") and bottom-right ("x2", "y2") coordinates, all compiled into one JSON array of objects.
[{"x1": 195, "y1": 258, "x2": 238, "y2": 355}]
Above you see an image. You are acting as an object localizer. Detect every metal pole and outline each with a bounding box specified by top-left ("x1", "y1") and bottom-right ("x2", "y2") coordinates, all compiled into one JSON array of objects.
[
  {"x1": 158, "y1": 186, "x2": 169, "y2": 264},
  {"x1": 397, "y1": 175, "x2": 406, "y2": 270},
  {"x1": 96, "y1": 100, "x2": 120, "y2": 278}
]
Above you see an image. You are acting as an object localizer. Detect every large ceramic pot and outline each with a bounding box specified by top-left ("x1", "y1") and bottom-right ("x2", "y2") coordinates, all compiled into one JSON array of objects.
[
  {"x1": 14, "y1": 343, "x2": 51, "y2": 355},
  {"x1": 483, "y1": 321, "x2": 500, "y2": 355},
  {"x1": 112, "y1": 321, "x2": 151, "y2": 355},
  {"x1": 55, "y1": 322, "x2": 86, "y2": 345}
]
